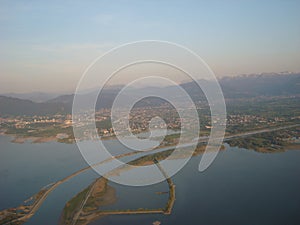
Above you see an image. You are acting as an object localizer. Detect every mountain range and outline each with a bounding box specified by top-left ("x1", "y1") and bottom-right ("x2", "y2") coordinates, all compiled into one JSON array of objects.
[{"x1": 0, "y1": 73, "x2": 299, "y2": 116}]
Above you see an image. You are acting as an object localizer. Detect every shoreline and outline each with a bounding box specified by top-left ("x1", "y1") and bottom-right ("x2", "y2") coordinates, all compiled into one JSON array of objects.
[
  {"x1": 11, "y1": 136, "x2": 57, "y2": 144},
  {"x1": 0, "y1": 127, "x2": 299, "y2": 224},
  {"x1": 6, "y1": 136, "x2": 300, "y2": 155}
]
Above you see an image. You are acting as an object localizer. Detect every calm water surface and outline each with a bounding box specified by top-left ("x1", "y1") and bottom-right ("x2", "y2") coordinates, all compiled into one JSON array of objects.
[{"x1": 0, "y1": 135, "x2": 299, "y2": 225}]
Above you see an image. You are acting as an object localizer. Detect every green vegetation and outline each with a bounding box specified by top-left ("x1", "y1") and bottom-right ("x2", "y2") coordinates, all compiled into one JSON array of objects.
[
  {"x1": 62, "y1": 185, "x2": 90, "y2": 224},
  {"x1": 5, "y1": 124, "x2": 73, "y2": 137},
  {"x1": 226, "y1": 127, "x2": 300, "y2": 153},
  {"x1": 60, "y1": 155, "x2": 178, "y2": 225},
  {"x1": 96, "y1": 118, "x2": 112, "y2": 130},
  {"x1": 2, "y1": 96, "x2": 300, "y2": 146},
  {"x1": 128, "y1": 149, "x2": 174, "y2": 166},
  {"x1": 82, "y1": 180, "x2": 108, "y2": 212},
  {"x1": 225, "y1": 97, "x2": 300, "y2": 134},
  {"x1": 226, "y1": 97, "x2": 300, "y2": 118}
]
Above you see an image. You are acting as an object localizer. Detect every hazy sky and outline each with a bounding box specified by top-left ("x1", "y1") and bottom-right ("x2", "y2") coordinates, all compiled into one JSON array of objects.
[{"x1": 1, "y1": 0, "x2": 300, "y2": 93}]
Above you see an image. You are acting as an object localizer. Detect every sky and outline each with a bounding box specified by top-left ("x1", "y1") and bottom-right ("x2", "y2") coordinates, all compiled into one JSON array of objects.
[{"x1": 0, "y1": 0, "x2": 300, "y2": 93}]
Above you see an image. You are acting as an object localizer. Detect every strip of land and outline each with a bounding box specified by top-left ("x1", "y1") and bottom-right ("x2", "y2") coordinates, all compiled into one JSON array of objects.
[{"x1": 0, "y1": 124, "x2": 299, "y2": 225}]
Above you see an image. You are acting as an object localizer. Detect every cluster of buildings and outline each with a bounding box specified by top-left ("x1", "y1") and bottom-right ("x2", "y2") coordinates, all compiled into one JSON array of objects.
[
  {"x1": 226, "y1": 114, "x2": 285, "y2": 126},
  {"x1": 1, "y1": 106, "x2": 296, "y2": 139}
]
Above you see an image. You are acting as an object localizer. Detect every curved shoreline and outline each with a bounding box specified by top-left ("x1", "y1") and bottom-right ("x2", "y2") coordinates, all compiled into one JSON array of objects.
[
  {"x1": 61, "y1": 159, "x2": 176, "y2": 225},
  {"x1": 0, "y1": 124, "x2": 299, "y2": 225}
]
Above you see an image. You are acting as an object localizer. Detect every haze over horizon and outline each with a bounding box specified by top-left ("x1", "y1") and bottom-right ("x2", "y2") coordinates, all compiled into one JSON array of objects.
[
  {"x1": 1, "y1": 71, "x2": 299, "y2": 96},
  {"x1": 1, "y1": 0, "x2": 300, "y2": 93}
]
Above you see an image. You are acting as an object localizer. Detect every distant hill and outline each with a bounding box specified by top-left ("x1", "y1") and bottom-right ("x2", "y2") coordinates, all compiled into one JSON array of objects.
[
  {"x1": 219, "y1": 73, "x2": 300, "y2": 98},
  {"x1": 0, "y1": 73, "x2": 299, "y2": 116},
  {"x1": 46, "y1": 94, "x2": 75, "y2": 104},
  {"x1": 0, "y1": 96, "x2": 70, "y2": 116},
  {"x1": 2, "y1": 92, "x2": 61, "y2": 103}
]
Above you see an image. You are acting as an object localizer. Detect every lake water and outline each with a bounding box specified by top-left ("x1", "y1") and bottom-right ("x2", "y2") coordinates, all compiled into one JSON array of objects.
[{"x1": 0, "y1": 135, "x2": 299, "y2": 225}]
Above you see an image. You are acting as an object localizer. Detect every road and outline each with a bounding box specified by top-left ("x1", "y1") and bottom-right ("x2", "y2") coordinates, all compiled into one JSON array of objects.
[
  {"x1": 6, "y1": 123, "x2": 299, "y2": 224},
  {"x1": 72, "y1": 160, "x2": 173, "y2": 224}
]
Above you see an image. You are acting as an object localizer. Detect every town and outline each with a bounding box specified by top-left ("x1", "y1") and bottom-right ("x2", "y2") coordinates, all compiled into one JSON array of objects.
[{"x1": 1, "y1": 97, "x2": 299, "y2": 146}]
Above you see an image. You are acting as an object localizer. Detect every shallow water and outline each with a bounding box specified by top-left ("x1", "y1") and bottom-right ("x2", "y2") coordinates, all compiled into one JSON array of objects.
[{"x1": 0, "y1": 135, "x2": 299, "y2": 225}]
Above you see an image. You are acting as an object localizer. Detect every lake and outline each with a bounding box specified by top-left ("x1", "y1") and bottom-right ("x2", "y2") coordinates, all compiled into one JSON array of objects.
[{"x1": 0, "y1": 135, "x2": 299, "y2": 225}]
